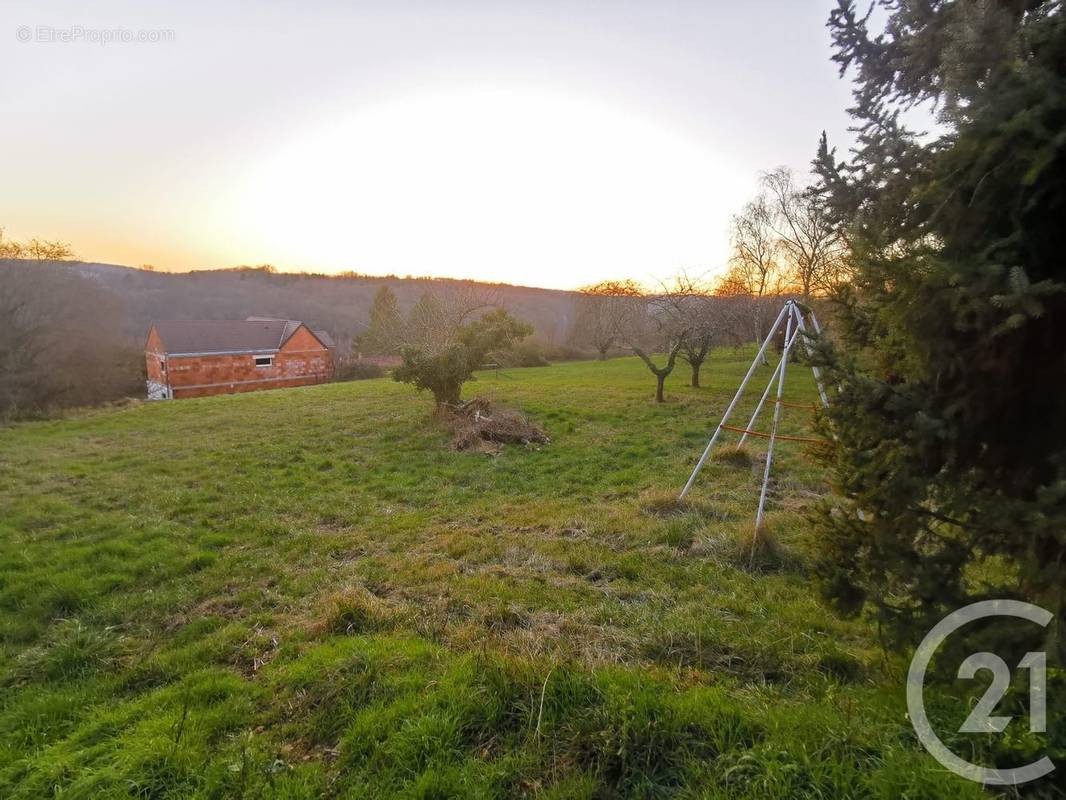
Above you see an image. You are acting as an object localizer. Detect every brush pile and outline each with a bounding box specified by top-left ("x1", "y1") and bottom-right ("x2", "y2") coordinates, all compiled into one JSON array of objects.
[{"x1": 448, "y1": 397, "x2": 549, "y2": 454}]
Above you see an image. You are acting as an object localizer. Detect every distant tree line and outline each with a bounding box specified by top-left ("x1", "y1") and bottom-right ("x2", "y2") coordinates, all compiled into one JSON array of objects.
[
  {"x1": 0, "y1": 185, "x2": 845, "y2": 417},
  {"x1": 0, "y1": 228, "x2": 75, "y2": 262},
  {"x1": 0, "y1": 250, "x2": 588, "y2": 418},
  {"x1": 76, "y1": 263, "x2": 580, "y2": 356},
  {"x1": 565, "y1": 272, "x2": 817, "y2": 403}
]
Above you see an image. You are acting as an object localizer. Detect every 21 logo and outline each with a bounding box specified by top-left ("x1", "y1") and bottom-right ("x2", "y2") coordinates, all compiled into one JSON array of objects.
[{"x1": 907, "y1": 600, "x2": 1055, "y2": 786}]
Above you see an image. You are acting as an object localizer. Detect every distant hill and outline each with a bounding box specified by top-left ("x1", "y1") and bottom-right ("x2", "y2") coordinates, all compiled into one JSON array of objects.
[{"x1": 20, "y1": 261, "x2": 581, "y2": 351}]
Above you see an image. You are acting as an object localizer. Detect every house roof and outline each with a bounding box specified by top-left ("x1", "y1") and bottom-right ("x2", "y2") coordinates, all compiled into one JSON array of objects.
[
  {"x1": 150, "y1": 319, "x2": 325, "y2": 356},
  {"x1": 245, "y1": 318, "x2": 336, "y2": 349}
]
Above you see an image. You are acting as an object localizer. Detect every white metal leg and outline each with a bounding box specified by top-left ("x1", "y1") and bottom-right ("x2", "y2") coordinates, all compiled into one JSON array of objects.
[
  {"x1": 754, "y1": 310, "x2": 796, "y2": 530},
  {"x1": 792, "y1": 310, "x2": 829, "y2": 408},
  {"x1": 738, "y1": 314, "x2": 801, "y2": 448},
  {"x1": 678, "y1": 302, "x2": 791, "y2": 500}
]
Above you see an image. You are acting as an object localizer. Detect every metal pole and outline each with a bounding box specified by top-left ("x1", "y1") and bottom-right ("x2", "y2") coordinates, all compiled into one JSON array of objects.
[
  {"x1": 808, "y1": 309, "x2": 824, "y2": 335},
  {"x1": 754, "y1": 307, "x2": 796, "y2": 530},
  {"x1": 792, "y1": 310, "x2": 829, "y2": 408},
  {"x1": 738, "y1": 312, "x2": 800, "y2": 448},
  {"x1": 679, "y1": 301, "x2": 791, "y2": 500},
  {"x1": 739, "y1": 368, "x2": 778, "y2": 450}
]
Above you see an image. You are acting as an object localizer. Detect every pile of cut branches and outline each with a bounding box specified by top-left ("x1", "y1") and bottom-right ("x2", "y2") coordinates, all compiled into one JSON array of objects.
[{"x1": 447, "y1": 398, "x2": 549, "y2": 454}]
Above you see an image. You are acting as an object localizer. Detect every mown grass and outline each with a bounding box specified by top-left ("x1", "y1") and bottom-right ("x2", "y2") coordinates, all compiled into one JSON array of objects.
[{"x1": 0, "y1": 351, "x2": 987, "y2": 798}]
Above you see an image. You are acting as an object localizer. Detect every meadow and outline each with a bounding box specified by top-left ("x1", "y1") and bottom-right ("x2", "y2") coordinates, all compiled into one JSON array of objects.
[{"x1": 0, "y1": 352, "x2": 986, "y2": 798}]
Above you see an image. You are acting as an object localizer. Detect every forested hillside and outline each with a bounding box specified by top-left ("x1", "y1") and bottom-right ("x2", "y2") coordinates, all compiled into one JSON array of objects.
[{"x1": 69, "y1": 262, "x2": 580, "y2": 350}]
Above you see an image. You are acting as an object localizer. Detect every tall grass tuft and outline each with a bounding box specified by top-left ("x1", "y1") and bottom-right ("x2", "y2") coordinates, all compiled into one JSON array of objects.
[
  {"x1": 712, "y1": 446, "x2": 754, "y2": 468},
  {"x1": 316, "y1": 587, "x2": 399, "y2": 635},
  {"x1": 743, "y1": 523, "x2": 789, "y2": 572},
  {"x1": 9, "y1": 620, "x2": 129, "y2": 683},
  {"x1": 699, "y1": 523, "x2": 796, "y2": 574}
]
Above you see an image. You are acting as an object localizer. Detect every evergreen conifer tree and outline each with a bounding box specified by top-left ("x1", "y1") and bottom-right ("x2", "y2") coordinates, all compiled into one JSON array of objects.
[
  {"x1": 357, "y1": 286, "x2": 405, "y2": 356},
  {"x1": 812, "y1": 1, "x2": 1066, "y2": 659}
]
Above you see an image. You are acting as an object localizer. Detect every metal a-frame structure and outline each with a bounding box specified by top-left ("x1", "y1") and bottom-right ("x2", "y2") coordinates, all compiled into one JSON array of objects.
[{"x1": 679, "y1": 300, "x2": 829, "y2": 529}]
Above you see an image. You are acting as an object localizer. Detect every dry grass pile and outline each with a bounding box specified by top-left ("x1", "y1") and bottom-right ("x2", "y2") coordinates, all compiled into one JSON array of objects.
[{"x1": 449, "y1": 397, "x2": 549, "y2": 453}]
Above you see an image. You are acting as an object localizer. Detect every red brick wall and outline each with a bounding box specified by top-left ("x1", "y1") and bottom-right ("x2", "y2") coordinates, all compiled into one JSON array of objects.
[
  {"x1": 172, "y1": 374, "x2": 327, "y2": 399},
  {"x1": 145, "y1": 328, "x2": 167, "y2": 385},
  {"x1": 150, "y1": 324, "x2": 334, "y2": 399}
]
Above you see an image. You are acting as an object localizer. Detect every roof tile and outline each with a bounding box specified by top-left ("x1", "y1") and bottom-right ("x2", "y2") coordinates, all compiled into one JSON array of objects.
[{"x1": 152, "y1": 319, "x2": 302, "y2": 355}]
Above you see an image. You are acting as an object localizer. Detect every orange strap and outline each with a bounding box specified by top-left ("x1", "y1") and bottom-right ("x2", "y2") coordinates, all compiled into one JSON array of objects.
[{"x1": 719, "y1": 424, "x2": 829, "y2": 445}]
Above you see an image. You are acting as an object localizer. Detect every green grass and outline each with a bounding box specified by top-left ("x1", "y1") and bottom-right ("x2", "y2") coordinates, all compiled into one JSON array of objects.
[{"x1": 0, "y1": 352, "x2": 986, "y2": 798}]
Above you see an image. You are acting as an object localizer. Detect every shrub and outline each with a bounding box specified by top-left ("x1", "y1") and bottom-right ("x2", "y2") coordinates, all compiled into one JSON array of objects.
[
  {"x1": 542, "y1": 343, "x2": 594, "y2": 362},
  {"x1": 394, "y1": 309, "x2": 532, "y2": 410},
  {"x1": 334, "y1": 360, "x2": 385, "y2": 382},
  {"x1": 496, "y1": 340, "x2": 549, "y2": 368}
]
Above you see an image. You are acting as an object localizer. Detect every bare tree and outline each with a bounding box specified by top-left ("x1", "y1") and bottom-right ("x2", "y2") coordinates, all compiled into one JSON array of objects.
[
  {"x1": 725, "y1": 195, "x2": 785, "y2": 299},
  {"x1": 762, "y1": 167, "x2": 847, "y2": 299},
  {"x1": 719, "y1": 198, "x2": 789, "y2": 362},
  {"x1": 403, "y1": 285, "x2": 498, "y2": 354},
  {"x1": 626, "y1": 286, "x2": 690, "y2": 403},
  {"x1": 571, "y1": 279, "x2": 686, "y2": 401},
  {"x1": 662, "y1": 273, "x2": 719, "y2": 388},
  {"x1": 569, "y1": 280, "x2": 642, "y2": 359},
  {"x1": 0, "y1": 228, "x2": 24, "y2": 259}
]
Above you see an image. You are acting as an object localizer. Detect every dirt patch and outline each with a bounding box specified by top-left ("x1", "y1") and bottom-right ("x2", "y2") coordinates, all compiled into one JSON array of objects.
[{"x1": 448, "y1": 398, "x2": 549, "y2": 454}]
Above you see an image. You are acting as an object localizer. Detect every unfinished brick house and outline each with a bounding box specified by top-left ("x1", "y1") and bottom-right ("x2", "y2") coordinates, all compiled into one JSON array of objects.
[{"x1": 145, "y1": 318, "x2": 335, "y2": 400}]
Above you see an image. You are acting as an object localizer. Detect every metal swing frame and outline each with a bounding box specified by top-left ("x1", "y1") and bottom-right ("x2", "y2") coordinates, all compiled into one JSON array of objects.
[{"x1": 679, "y1": 300, "x2": 829, "y2": 529}]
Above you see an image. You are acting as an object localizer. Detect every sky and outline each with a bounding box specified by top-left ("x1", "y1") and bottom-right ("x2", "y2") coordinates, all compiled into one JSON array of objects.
[{"x1": 2, "y1": 1, "x2": 855, "y2": 290}]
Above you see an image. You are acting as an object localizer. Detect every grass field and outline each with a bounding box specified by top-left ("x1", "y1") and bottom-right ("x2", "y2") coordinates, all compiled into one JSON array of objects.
[{"x1": 0, "y1": 352, "x2": 986, "y2": 798}]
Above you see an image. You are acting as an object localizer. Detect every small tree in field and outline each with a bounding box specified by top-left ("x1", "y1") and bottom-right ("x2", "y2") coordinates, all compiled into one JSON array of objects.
[
  {"x1": 393, "y1": 293, "x2": 532, "y2": 410},
  {"x1": 577, "y1": 279, "x2": 691, "y2": 401},
  {"x1": 627, "y1": 286, "x2": 689, "y2": 403},
  {"x1": 631, "y1": 332, "x2": 686, "y2": 402},
  {"x1": 668, "y1": 274, "x2": 718, "y2": 388}
]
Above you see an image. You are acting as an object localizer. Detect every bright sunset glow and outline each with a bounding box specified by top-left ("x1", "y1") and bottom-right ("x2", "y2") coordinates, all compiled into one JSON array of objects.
[
  {"x1": 3, "y1": 1, "x2": 852, "y2": 289},
  {"x1": 224, "y1": 89, "x2": 749, "y2": 289}
]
